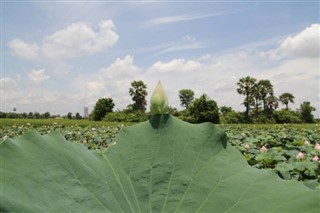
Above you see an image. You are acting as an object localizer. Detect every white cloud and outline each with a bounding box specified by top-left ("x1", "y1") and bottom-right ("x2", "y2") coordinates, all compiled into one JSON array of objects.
[
  {"x1": 7, "y1": 20, "x2": 118, "y2": 60},
  {"x1": 100, "y1": 55, "x2": 141, "y2": 79},
  {"x1": 42, "y1": 20, "x2": 118, "y2": 59},
  {"x1": 7, "y1": 39, "x2": 39, "y2": 60},
  {"x1": 1, "y1": 77, "x2": 17, "y2": 89},
  {"x1": 267, "y1": 24, "x2": 320, "y2": 59},
  {"x1": 154, "y1": 36, "x2": 205, "y2": 56},
  {"x1": 148, "y1": 58, "x2": 202, "y2": 74},
  {"x1": 28, "y1": 69, "x2": 50, "y2": 83},
  {"x1": 144, "y1": 4, "x2": 258, "y2": 26},
  {"x1": 70, "y1": 55, "x2": 143, "y2": 111},
  {"x1": 145, "y1": 11, "x2": 231, "y2": 26}
]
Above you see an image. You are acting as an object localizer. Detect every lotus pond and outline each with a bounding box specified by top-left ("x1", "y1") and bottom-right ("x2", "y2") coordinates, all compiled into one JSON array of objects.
[{"x1": 1, "y1": 119, "x2": 319, "y2": 182}]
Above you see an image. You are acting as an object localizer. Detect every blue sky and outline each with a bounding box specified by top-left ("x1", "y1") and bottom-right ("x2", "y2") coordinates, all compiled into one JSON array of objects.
[{"x1": 1, "y1": 1, "x2": 319, "y2": 117}]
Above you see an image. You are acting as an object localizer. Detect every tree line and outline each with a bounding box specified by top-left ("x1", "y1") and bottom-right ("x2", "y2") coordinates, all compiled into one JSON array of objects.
[
  {"x1": 0, "y1": 110, "x2": 83, "y2": 120},
  {"x1": 1, "y1": 77, "x2": 317, "y2": 123},
  {"x1": 91, "y1": 77, "x2": 317, "y2": 123}
]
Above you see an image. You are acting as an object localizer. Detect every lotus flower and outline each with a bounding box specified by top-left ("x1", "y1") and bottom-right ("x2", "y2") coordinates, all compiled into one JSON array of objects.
[
  {"x1": 315, "y1": 143, "x2": 320, "y2": 150},
  {"x1": 150, "y1": 81, "x2": 169, "y2": 115},
  {"x1": 312, "y1": 155, "x2": 319, "y2": 162}
]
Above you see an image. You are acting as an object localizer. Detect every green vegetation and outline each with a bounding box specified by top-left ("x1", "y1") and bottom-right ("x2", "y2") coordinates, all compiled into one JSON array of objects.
[
  {"x1": 90, "y1": 97, "x2": 115, "y2": 121},
  {"x1": 1, "y1": 82, "x2": 319, "y2": 212},
  {"x1": 1, "y1": 119, "x2": 319, "y2": 181},
  {"x1": 1, "y1": 115, "x2": 319, "y2": 212},
  {"x1": 128, "y1": 80, "x2": 148, "y2": 112}
]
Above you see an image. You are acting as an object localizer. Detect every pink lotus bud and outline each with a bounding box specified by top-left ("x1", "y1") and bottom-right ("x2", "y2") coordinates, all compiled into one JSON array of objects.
[
  {"x1": 244, "y1": 144, "x2": 250, "y2": 150},
  {"x1": 315, "y1": 143, "x2": 320, "y2": 150},
  {"x1": 312, "y1": 156, "x2": 319, "y2": 162},
  {"x1": 83, "y1": 140, "x2": 88, "y2": 144},
  {"x1": 260, "y1": 146, "x2": 268, "y2": 153},
  {"x1": 304, "y1": 140, "x2": 310, "y2": 145},
  {"x1": 296, "y1": 152, "x2": 305, "y2": 160}
]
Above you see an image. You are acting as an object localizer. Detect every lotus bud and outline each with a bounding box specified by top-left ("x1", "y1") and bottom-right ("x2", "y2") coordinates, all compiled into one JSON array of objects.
[
  {"x1": 260, "y1": 146, "x2": 268, "y2": 153},
  {"x1": 150, "y1": 81, "x2": 169, "y2": 115},
  {"x1": 296, "y1": 152, "x2": 305, "y2": 160}
]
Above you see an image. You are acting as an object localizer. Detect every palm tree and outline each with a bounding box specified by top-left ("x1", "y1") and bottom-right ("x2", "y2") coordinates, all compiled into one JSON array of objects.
[
  {"x1": 279, "y1": 92, "x2": 295, "y2": 110},
  {"x1": 257, "y1": 80, "x2": 274, "y2": 111},
  {"x1": 237, "y1": 76, "x2": 257, "y2": 121},
  {"x1": 265, "y1": 95, "x2": 279, "y2": 111},
  {"x1": 129, "y1": 80, "x2": 148, "y2": 112}
]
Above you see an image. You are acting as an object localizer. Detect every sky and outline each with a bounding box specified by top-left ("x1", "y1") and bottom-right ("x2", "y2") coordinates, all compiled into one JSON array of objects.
[{"x1": 1, "y1": 1, "x2": 319, "y2": 117}]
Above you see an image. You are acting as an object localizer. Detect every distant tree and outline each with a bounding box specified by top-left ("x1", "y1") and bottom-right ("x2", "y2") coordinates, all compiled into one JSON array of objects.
[
  {"x1": 13, "y1": 108, "x2": 16, "y2": 112},
  {"x1": 279, "y1": 93, "x2": 295, "y2": 110},
  {"x1": 43, "y1": 112, "x2": 51, "y2": 119},
  {"x1": 179, "y1": 89, "x2": 195, "y2": 109},
  {"x1": 0, "y1": 111, "x2": 6, "y2": 118},
  {"x1": 188, "y1": 94, "x2": 220, "y2": 123},
  {"x1": 274, "y1": 109, "x2": 302, "y2": 123},
  {"x1": 256, "y1": 80, "x2": 274, "y2": 111},
  {"x1": 67, "y1": 112, "x2": 73, "y2": 119},
  {"x1": 237, "y1": 76, "x2": 257, "y2": 121},
  {"x1": 34, "y1": 112, "x2": 40, "y2": 119},
  {"x1": 299, "y1": 101, "x2": 316, "y2": 123},
  {"x1": 129, "y1": 80, "x2": 148, "y2": 112},
  {"x1": 221, "y1": 111, "x2": 245, "y2": 124},
  {"x1": 28, "y1": 112, "x2": 33, "y2": 119},
  {"x1": 91, "y1": 98, "x2": 115, "y2": 121},
  {"x1": 75, "y1": 112, "x2": 82, "y2": 120},
  {"x1": 265, "y1": 95, "x2": 279, "y2": 112},
  {"x1": 22, "y1": 112, "x2": 28, "y2": 118},
  {"x1": 220, "y1": 106, "x2": 233, "y2": 116}
]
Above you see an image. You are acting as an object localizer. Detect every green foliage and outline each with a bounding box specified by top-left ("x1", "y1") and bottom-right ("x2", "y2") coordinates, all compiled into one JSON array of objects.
[
  {"x1": 274, "y1": 109, "x2": 302, "y2": 123},
  {"x1": 178, "y1": 89, "x2": 195, "y2": 108},
  {"x1": 188, "y1": 94, "x2": 220, "y2": 123},
  {"x1": 221, "y1": 111, "x2": 245, "y2": 124},
  {"x1": 279, "y1": 92, "x2": 295, "y2": 110},
  {"x1": 91, "y1": 98, "x2": 115, "y2": 121},
  {"x1": 129, "y1": 80, "x2": 148, "y2": 112},
  {"x1": 223, "y1": 124, "x2": 320, "y2": 182},
  {"x1": 237, "y1": 76, "x2": 257, "y2": 120},
  {"x1": 1, "y1": 115, "x2": 319, "y2": 212},
  {"x1": 104, "y1": 111, "x2": 149, "y2": 123},
  {"x1": 299, "y1": 101, "x2": 316, "y2": 123},
  {"x1": 0, "y1": 119, "x2": 124, "y2": 150}
]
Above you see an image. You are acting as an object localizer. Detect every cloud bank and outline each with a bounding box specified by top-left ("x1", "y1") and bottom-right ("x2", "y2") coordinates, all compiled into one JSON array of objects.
[{"x1": 7, "y1": 20, "x2": 118, "y2": 60}]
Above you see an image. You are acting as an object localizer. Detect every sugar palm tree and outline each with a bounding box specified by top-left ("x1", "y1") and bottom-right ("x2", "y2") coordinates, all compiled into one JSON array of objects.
[
  {"x1": 129, "y1": 80, "x2": 148, "y2": 112},
  {"x1": 279, "y1": 92, "x2": 295, "y2": 110},
  {"x1": 237, "y1": 76, "x2": 257, "y2": 121}
]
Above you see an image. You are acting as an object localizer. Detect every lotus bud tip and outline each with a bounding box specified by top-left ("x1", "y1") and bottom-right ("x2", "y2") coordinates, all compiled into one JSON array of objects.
[{"x1": 150, "y1": 81, "x2": 169, "y2": 115}]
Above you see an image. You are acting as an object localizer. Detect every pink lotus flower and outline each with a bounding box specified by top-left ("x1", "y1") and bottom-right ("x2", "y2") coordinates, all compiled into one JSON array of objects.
[
  {"x1": 304, "y1": 140, "x2": 310, "y2": 146},
  {"x1": 296, "y1": 152, "x2": 305, "y2": 160},
  {"x1": 312, "y1": 156, "x2": 319, "y2": 162},
  {"x1": 315, "y1": 143, "x2": 320, "y2": 150},
  {"x1": 260, "y1": 146, "x2": 268, "y2": 153}
]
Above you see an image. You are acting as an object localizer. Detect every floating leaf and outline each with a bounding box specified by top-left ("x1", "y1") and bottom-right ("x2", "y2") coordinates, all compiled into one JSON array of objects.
[{"x1": 1, "y1": 115, "x2": 319, "y2": 212}]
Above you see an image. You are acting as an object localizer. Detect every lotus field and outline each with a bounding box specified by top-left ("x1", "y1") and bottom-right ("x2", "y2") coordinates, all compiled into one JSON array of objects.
[{"x1": 1, "y1": 119, "x2": 319, "y2": 183}]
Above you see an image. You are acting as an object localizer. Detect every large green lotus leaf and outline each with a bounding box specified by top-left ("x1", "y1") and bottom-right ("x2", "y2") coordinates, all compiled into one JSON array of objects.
[{"x1": 1, "y1": 115, "x2": 319, "y2": 212}]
